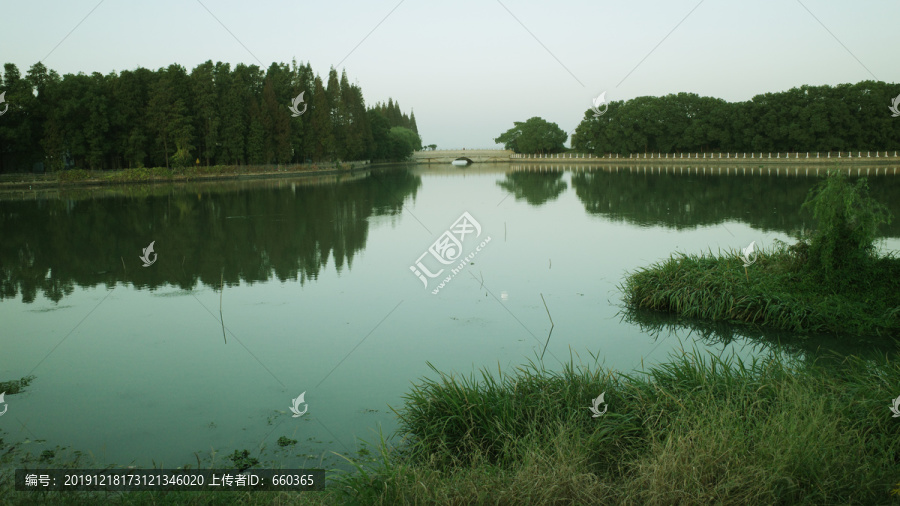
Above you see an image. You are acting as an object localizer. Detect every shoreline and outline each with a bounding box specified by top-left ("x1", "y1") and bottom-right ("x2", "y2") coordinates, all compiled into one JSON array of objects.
[
  {"x1": 5, "y1": 348, "x2": 899, "y2": 504},
  {"x1": 0, "y1": 161, "x2": 404, "y2": 191}
]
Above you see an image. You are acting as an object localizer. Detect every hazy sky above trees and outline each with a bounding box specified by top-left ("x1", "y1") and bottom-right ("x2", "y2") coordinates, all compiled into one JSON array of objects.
[{"x1": 3, "y1": 0, "x2": 896, "y2": 149}]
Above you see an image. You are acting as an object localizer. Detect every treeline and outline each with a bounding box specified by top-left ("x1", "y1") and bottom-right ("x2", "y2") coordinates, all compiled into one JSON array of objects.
[
  {"x1": 0, "y1": 61, "x2": 422, "y2": 173},
  {"x1": 573, "y1": 81, "x2": 900, "y2": 155}
]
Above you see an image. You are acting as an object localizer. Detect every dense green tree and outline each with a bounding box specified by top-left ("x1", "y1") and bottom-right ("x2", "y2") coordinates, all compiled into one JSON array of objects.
[
  {"x1": 0, "y1": 64, "x2": 41, "y2": 171},
  {"x1": 113, "y1": 67, "x2": 153, "y2": 168},
  {"x1": 289, "y1": 60, "x2": 315, "y2": 162},
  {"x1": 147, "y1": 65, "x2": 193, "y2": 169},
  {"x1": 572, "y1": 82, "x2": 900, "y2": 155},
  {"x1": 246, "y1": 99, "x2": 266, "y2": 165},
  {"x1": 216, "y1": 62, "x2": 244, "y2": 164},
  {"x1": 326, "y1": 68, "x2": 343, "y2": 160},
  {"x1": 367, "y1": 109, "x2": 392, "y2": 161},
  {"x1": 190, "y1": 61, "x2": 219, "y2": 167},
  {"x1": 260, "y1": 76, "x2": 291, "y2": 164},
  {"x1": 409, "y1": 110, "x2": 419, "y2": 135},
  {"x1": 495, "y1": 117, "x2": 568, "y2": 154},
  {"x1": 388, "y1": 126, "x2": 421, "y2": 160},
  {"x1": 0, "y1": 60, "x2": 419, "y2": 172},
  {"x1": 309, "y1": 75, "x2": 334, "y2": 161},
  {"x1": 341, "y1": 78, "x2": 373, "y2": 161}
]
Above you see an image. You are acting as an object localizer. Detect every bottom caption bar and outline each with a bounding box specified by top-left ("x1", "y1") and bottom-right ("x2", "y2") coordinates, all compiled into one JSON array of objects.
[{"x1": 15, "y1": 469, "x2": 326, "y2": 492}]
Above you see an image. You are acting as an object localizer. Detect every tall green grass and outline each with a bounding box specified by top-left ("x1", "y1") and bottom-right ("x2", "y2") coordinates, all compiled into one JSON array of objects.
[
  {"x1": 334, "y1": 348, "x2": 900, "y2": 505},
  {"x1": 621, "y1": 170, "x2": 900, "y2": 337},
  {"x1": 621, "y1": 241, "x2": 900, "y2": 336}
]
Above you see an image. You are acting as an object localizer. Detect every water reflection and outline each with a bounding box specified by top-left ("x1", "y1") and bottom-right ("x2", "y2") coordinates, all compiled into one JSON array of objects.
[
  {"x1": 0, "y1": 169, "x2": 421, "y2": 303},
  {"x1": 620, "y1": 305, "x2": 900, "y2": 365},
  {"x1": 559, "y1": 165, "x2": 900, "y2": 235},
  {"x1": 4, "y1": 162, "x2": 900, "y2": 307},
  {"x1": 496, "y1": 171, "x2": 567, "y2": 206}
]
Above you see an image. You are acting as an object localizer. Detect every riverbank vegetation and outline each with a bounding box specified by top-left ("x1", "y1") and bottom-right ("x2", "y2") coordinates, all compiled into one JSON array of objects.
[
  {"x1": 622, "y1": 170, "x2": 900, "y2": 337},
  {"x1": 573, "y1": 80, "x2": 900, "y2": 155},
  {"x1": 0, "y1": 61, "x2": 421, "y2": 174},
  {"x1": 4, "y1": 348, "x2": 899, "y2": 504},
  {"x1": 333, "y1": 349, "x2": 900, "y2": 504},
  {"x1": 12, "y1": 161, "x2": 367, "y2": 187}
]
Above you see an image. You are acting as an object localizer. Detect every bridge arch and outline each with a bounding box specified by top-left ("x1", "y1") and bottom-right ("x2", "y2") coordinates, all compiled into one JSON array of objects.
[{"x1": 412, "y1": 149, "x2": 514, "y2": 164}]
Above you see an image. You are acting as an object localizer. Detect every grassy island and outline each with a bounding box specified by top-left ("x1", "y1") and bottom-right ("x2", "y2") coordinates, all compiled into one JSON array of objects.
[{"x1": 624, "y1": 170, "x2": 900, "y2": 338}]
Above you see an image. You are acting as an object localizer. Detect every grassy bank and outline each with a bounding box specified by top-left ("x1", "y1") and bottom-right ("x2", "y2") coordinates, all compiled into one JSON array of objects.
[
  {"x1": 622, "y1": 170, "x2": 900, "y2": 337},
  {"x1": 0, "y1": 162, "x2": 372, "y2": 189},
  {"x1": 621, "y1": 241, "x2": 900, "y2": 336},
  {"x1": 5, "y1": 349, "x2": 899, "y2": 504},
  {"x1": 336, "y1": 348, "x2": 900, "y2": 504}
]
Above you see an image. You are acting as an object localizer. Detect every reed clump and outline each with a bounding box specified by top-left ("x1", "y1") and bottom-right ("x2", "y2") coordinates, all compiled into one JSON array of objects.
[
  {"x1": 331, "y1": 348, "x2": 900, "y2": 504},
  {"x1": 622, "y1": 170, "x2": 900, "y2": 336}
]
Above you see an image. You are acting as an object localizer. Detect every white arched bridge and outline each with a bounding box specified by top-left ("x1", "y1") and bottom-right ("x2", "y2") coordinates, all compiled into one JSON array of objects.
[{"x1": 412, "y1": 149, "x2": 513, "y2": 164}]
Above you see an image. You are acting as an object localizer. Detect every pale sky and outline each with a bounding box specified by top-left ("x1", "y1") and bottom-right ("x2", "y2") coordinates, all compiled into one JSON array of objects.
[{"x1": 2, "y1": 0, "x2": 896, "y2": 149}]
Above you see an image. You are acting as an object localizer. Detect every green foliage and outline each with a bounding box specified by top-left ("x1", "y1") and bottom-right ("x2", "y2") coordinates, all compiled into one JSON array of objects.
[
  {"x1": 0, "y1": 375, "x2": 35, "y2": 394},
  {"x1": 371, "y1": 98, "x2": 417, "y2": 133},
  {"x1": 276, "y1": 436, "x2": 297, "y2": 447},
  {"x1": 572, "y1": 82, "x2": 900, "y2": 154},
  {"x1": 56, "y1": 169, "x2": 91, "y2": 182},
  {"x1": 494, "y1": 117, "x2": 567, "y2": 154},
  {"x1": 621, "y1": 242, "x2": 900, "y2": 336},
  {"x1": 619, "y1": 169, "x2": 899, "y2": 336},
  {"x1": 0, "y1": 60, "x2": 418, "y2": 172},
  {"x1": 388, "y1": 126, "x2": 421, "y2": 160},
  {"x1": 800, "y1": 170, "x2": 892, "y2": 288},
  {"x1": 228, "y1": 449, "x2": 259, "y2": 472},
  {"x1": 357, "y1": 350, "x2": 900, "y2": 504}
]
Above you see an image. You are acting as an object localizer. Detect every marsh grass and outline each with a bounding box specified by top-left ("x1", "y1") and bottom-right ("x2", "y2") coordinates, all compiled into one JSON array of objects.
[
  {"x1": 333, "y1": 348, "x2": 900, "y2": 505},
  {"x1": 621, "y1": 170, "x2": 900, "y2": 337},
  {"x1": 621, "y1": 241, "x2": 900, "y2": 336}
]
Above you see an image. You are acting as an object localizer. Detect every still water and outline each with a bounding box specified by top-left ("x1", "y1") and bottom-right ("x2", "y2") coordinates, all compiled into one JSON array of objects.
[{"x1": 2, "y1": 162, "x2": 899, "y2": 469}]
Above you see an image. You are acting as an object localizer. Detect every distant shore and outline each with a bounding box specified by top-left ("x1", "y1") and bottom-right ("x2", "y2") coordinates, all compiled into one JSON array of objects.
[
  {"x1": 413, "y1": 149, "x2": 900, "y2": 165},
  {"x1": 3, "y1": 152, "x2": 900, "y2": 192},
  {"x1": 0, "y1": 161, "x2": 386, "y2": 191},
  {"x1": 510, "y1": 151, "x2": 900, "y2": 164}
]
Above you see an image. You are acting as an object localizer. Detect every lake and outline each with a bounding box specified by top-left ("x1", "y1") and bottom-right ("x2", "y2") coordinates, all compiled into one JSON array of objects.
[{"x1": 2, "y1": 162, "x2": 899, "y2": 470}]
